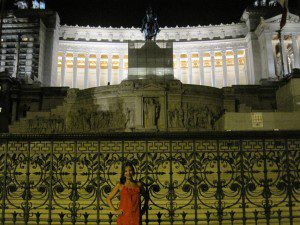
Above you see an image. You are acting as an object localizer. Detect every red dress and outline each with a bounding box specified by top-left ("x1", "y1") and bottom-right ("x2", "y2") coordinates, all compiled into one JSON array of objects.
[{"x1": 117, "y1": 186, "x2": 140, "y2": 225}]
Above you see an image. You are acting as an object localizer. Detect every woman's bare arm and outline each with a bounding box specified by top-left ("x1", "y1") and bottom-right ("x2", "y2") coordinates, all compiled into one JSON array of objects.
[{"x1": 106, "y1": 183, "x2": 123, "y2": 215}]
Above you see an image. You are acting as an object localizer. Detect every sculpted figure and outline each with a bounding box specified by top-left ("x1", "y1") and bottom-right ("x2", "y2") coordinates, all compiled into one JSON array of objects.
[
  {"x1": 169, "y1": 108, "x2": 184, "y2": 128},
  {"x1": 144, "y1": 98, "x2": 160, "y2": 128},
  {"x1": 141, "y1": 7, "x2": 160, "y2": 41},
  {"x1": 14, "y1": 0, "x2": 28, "y2": 9},
  {"x1": 125, "y1": 108, "x2": 134, "y2": 129}
]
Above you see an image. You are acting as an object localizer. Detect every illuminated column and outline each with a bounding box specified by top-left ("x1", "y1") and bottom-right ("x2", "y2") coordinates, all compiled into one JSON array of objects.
[
  {"x1": 234, "y1": 48, "x2": 239, "y2": 85},
  {"x1": 292, "y1": 34, "x2": 300, "y2": 68},
  {"x1": 199, "y1": 50, "x2": 204, "y2": 85},
  {"x1": 187, "y1": 52, "x2": 192, "y2": 84},
  {"x1": 222, "y1": 50, "x2": 227, "y2": 87},
  {"x1": 84, "y1": 53, "x2": 89, "y2": 89},
  {"x1": 210, "y1": 51, "x2": 215, "y2": 87},
  {"x1": 96, "y1": 53, "x2": 101, "y2": 86},
  {"x1": 72, "y1": 53, "x2": 78, "y2": 88},
  {"x1": 61, "y1": 52, "x2": 66, "y2": 86},
  {"x1": 176, "y1": 53, "x2": 181, "y2": 80},
  {"x1": 245, "y1": 48, "x2": 253, "y2": 84},
  {"x1": 107, "y1": 53, "x2": 112, "y2": 84},
  {"x1": 280, "y1": 34, "x2": 289, "y2": 75},
  {"x1": 119, "y1": 53, "x2": 124, "y2": 83},
  {"x1": 265, "y1": 33, "x2": 276, "y2": 78}
]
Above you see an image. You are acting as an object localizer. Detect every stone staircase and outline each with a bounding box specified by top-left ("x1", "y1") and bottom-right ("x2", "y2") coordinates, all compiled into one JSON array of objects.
[{"x1": 9, "y1": 89, "x2": 78, "y2": 134}]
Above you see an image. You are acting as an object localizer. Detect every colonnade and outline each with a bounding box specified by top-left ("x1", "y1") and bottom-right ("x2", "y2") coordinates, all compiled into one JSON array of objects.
[
  {"x1": 57, "y1": 47, "x2": 249, "y2": 89},
  {"x1": 264, "y1": 33, "x2": 300, "y2": 78},
  {"x1": 58, "y1": 52, "x2": 128, "y2": 89},
  {"x1": 173, "y1": 48, "x2": 248, "y2": 88}
]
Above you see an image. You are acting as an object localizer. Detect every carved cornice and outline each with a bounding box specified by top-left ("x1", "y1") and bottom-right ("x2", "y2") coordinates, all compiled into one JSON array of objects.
[
  {"x1": 59, "y1": 40, "x2": 128, "y2": 54},
  {"x1": 173, "y1": 39, "x2": 248, "y2": 53},
  {"x1": 255, "y1": 13, "x2": 300, "y2": 36},
  {"x1": 58, "y1": 39, "x2": 248, "y2": 54},
  {"x1": 264, "y1": 12, "x2": 300, "y2": 24},
  {"x1": 59, "y1": 22, "x2": 248, "y2": 42}
]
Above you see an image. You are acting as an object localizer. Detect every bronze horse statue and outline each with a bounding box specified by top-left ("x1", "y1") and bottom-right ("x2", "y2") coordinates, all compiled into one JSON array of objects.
[{"x1": 141, "y1": 7, "x2": 160, "y2": 41}]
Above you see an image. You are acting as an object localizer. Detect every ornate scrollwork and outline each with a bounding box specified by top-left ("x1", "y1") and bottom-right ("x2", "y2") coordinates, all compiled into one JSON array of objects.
[{"x1": 0, "y1": 138, "x2": 299, "y2": 224}]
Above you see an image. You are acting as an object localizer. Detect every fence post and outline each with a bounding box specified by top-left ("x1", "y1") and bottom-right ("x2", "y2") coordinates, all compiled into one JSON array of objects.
[
  {"x1": 12, "y1": 211, "x2": 17, "y2": 225},
  {"x1": 59, "y1": 212, "x2": 65, "y2": 225},
  {"x1": 205, "y1": 211, "x2": 211, "y2": 225},
  {"x1": 284, "y1": 139, "x2": 294, "y2": 225},
  {"x1": 277, "y1": 209, "x2": 282, "y2": 225},
  {"x1": 262, "y1": 139, "x2": 271, "y2": 225},
  {"x1": 157, "y1": 211, "x2": 162, "y2": 225},
  {"x1": 216, "y1": 140, "x2": 223, "y2": 225},
  {"x1": 83, "y1": 212, "x2": 89, "y2": 225},
  {"x1": 96, "y1": 140, "x2": 101, "y2": 225},
  {"x1": 253, "y1": 210, "x2": 258, "y2": 225},
  {"x1": 169, "y1": 140, "x2": 174, "y2": 224},
  {"x1": 36, "y1": 212, "x2": 41, "y2": 225},
  {"x1": 239, "y1": 140, "x2": 247, "y2": 225},
  {"x1": 193, "y1": 140, "x2": 198, "y2": 225},
  {"x1": 23, "y1": 141, "x2": 31, "y2": 225},
  {"x1": 1, "y1": 140, "x2": 8, "y2": 225},
  {"x1": 48, "y1": 141, "x2": 54, "y2": 225},
  {"x1": 71, "y1": 140, "x2": 78, "y2": 225}
]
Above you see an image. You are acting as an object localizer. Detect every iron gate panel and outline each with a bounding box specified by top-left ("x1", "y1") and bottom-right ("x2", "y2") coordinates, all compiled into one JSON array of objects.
[{"x1": 0, "y1": 133, "x2": 300, "y2": 225}]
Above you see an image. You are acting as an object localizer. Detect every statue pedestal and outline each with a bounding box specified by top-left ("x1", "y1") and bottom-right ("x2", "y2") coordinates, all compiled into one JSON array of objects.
[{"x1": 128, "y1": 41, "x2": 174, "y2": 80}]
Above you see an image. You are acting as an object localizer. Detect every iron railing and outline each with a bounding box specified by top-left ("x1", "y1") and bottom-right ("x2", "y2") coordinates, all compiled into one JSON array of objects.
[{"x1": 0, "y1": 131, "x2": 300, "y2": 225}]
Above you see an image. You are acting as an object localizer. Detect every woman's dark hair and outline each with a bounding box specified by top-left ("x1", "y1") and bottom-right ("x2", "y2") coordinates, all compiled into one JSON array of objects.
[{"x1": 120, "y1": 162, "x2": 135, "y2": 184}]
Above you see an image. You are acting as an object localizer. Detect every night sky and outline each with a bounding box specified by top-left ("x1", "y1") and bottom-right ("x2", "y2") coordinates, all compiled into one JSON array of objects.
[{"x1": 8, "y1": 0, "x2": 300, "y2": 27}]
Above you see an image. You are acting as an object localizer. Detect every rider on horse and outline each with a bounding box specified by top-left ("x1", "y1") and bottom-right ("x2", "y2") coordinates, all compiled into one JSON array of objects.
[{"x1": 141, "y1": 7, "x2": 160, "y2": 41}]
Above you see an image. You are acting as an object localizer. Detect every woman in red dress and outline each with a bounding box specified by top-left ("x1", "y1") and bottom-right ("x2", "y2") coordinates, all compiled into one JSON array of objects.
[{"x1": 106, "y1": 162, "x2": 147, "y2": 225}]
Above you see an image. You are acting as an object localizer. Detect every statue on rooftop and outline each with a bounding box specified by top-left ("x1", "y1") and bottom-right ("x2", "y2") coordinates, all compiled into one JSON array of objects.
[
  {"x1": 141, "y1": 7, "x2": 160, "y2": 41},
  {"x1": 14, "y1": 0, "x2": 28, "y2": 9}
]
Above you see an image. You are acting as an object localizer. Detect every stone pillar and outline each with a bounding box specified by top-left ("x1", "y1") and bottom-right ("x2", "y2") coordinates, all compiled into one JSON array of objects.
[
  {"x1": 210, "y1": 51, "x2": 215, "y2": 87},
  {"x1": 265, "y1": 33, "x2": 276, "y2": 78},
  {"x1": 234, "y1": 49, "x2": 240, "y2": 85},
  {"x1": 280, "y1": 34, "x2": 289, "y2": 75},
  {"x1": 72, "y1": 53, "x2": 78, "y2": 88},
  {"x1": 176, "y1": 53, "x2": 181, "y2": 80},
  {"x1": 61, "y1": 52, "x2": 66, "y2": 86},
  {"x1": 187, "y1": 52, "x2": 192, "y2": 84},
  {"x1": 119, "y1": 54, "x2": 124, "y2": 83},
  {"x1": 221, "y1": 50, "x2": 227, "y2": 87},
  {"x1": 96, "y1": 53, "x2": 101, "y2": 86},
  {"x1": 292, "y1": 34, "x2": 300, "y2": 68},
  {"x1": 107, "y1": 53, "x2": 112, "y2": 84},
  {"x1": 198, "y1": 50, "x2": 204, "y2": 85},
  {"x1": 84, "y1": 53, "x2": 89, "y2": 89},
  {"x1": 245, "y1": 48, "x2": 252, "y2": 84}
]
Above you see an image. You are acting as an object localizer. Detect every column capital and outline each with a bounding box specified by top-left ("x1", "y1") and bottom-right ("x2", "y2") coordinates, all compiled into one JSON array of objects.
[
  {"x1": 61, "y1": 51, "x2": 67, "y2": 57},
  {"x1": 221, "y1": 49, "x2": 227, "y2": 54},
  {"x1": 233, "y1": 48, "x2": 239, "y2": 54},
  {"x1": 292, "y1": 34, "x2": 298, "y2": 40}
]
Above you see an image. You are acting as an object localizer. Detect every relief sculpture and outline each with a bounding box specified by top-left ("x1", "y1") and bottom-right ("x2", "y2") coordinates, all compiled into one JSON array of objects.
[
  {"x1": 169, "y1": 104, "x2": 220, "y2": 130},
  {"x1": 144, "y1": 98, "x2": 160, "y2": 128},
  {"x1": 25, "y1": 104, "x2": 126, "y2": 134},
  {"x1": 125, "y1": 107, "x2": 135, "y2": 129},
  {"x1": 169, "y1": 108, "x2": 184, "y2": 128}
]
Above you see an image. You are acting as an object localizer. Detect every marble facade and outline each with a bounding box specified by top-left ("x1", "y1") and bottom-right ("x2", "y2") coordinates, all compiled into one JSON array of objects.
[{"x1": 55, "y1": 9, "x2": 300, "y2": 89}]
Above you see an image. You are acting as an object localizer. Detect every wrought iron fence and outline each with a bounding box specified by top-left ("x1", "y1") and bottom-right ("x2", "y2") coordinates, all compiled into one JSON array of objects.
[{"x1": 0, "y1": 131, "x2": 300, "y2": 225}]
